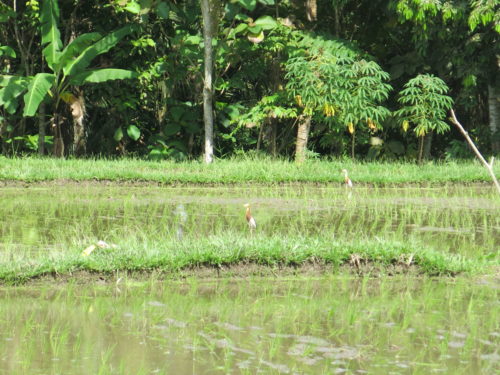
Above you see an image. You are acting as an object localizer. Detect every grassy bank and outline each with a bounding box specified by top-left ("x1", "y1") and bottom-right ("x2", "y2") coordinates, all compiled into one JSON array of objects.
[
  {"x1": 0, "y1": 156, "x2": 498, "y2": 184},
  {"x1": 0, "y1": 234, "x2": 494, "y2": 284}
]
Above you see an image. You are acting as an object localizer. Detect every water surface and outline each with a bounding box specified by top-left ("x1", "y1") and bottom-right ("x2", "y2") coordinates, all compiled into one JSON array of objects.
[
  {"x1": 0, "y1": 184, "x2": 498, "y2": 257},
  {"x1": 0, "y1": 277, "x2": 498, "y2": 374}
]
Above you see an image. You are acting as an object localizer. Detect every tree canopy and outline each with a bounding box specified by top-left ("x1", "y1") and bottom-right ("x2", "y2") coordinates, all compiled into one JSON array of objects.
[{"x1": 0, "y1": 0, "x2": 498, "y2": 160}]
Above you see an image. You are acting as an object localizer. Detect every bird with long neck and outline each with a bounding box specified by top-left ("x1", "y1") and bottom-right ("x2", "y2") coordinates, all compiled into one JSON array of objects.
[
  {"x1": 341, "y1": 169, "x2": 353, "y2": 188},
  {"x1": 244, "y1": 203, "x2": 256, "y2": 233}
]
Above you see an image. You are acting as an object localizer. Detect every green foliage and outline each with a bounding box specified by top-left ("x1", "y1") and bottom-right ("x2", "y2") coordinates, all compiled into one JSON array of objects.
[
  {"x1": 469, "y1": 0, "x2": 500, "y2": 32},
  {"x1": 40, "y1": 0, "x2": 62, "y2": 70},
  {"x1": 0, "y1": 0, "x2": 137, "y2": 119},
  {"x1": 285, "y1": 34, "x2": 391, "y2": 132},
  {"x1": 0, "y1": 45, "x2": 16, "y2": 58},
  {"x1": 395, "y1": 74, "x2": 453, "y2": 137},
  {"x1": 0, "y1": 0, "x2": 495, "y2": 160},
  {"x1": 23, "y1": 73, "x2": 55, "y2": 116}
]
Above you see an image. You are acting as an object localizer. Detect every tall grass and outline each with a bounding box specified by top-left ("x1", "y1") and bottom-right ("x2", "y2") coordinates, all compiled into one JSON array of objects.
[
  {"x1": 1, "y1": 155, "x2": 498, "y2": 184},
  {"x1": 0, "y1": 233, "x2": 493, "y2": 284}
]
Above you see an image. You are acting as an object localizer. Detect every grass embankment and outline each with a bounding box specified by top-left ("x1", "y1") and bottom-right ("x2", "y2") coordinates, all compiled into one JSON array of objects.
[
  {"x1": 0, "y1": 234, "x2": 492, "y2": 285},
  {"x1": 0, "y1": 156, "x2": 498, "y2": 184}
]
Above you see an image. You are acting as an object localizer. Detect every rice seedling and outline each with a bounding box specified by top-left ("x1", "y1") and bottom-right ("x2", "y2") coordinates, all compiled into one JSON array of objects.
[{"x1": 3, "y1": 277, "x2": 497, "y2": 374}]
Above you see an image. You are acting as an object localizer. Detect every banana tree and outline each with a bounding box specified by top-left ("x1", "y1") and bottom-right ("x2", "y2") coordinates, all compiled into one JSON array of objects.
[{"x1": 0, "y1": 0, "x2": 137, "y2": 156}]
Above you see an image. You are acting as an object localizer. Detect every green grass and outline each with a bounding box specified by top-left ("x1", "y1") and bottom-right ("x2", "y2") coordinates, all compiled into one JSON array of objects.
[
  {"x1": 0, "y1": 155, "x2": 498, "y2": 184},
  {"x1": 0, "y1": 234, "x2": 494, "y2": 284}
]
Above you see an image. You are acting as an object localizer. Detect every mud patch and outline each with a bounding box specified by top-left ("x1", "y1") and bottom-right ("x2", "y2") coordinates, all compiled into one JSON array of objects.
[{"x1": 17, "y1": 262, "x2": 425, "y2": 286}]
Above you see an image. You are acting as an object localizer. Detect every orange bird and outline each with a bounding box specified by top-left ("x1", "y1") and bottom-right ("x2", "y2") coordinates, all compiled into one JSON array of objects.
[
  {"x1": 244, "y1": 203, "x2": 257, "y2": 232},
  {"x1": 341, "y1": 169, "x2": 353, "y2": 188}
]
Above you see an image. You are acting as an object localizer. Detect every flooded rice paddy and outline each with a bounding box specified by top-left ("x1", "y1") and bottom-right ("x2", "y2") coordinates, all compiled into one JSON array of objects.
[
  {"x1": 0, "y1": 184, "x2": 498, "y2": 257},
  {"x1": 0, "y1": 277, "x2": 499, "y2": 374},
  {"x1": 0, "y1": 183, "x2": 499, "y2": 374}
]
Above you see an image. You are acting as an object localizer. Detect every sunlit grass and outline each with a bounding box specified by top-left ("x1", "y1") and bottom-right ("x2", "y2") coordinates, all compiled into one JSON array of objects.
[
  {"x1": 0, "y1": 233, "x2": 494, "y2": 284},
  {"x1": 0, "y1": 155, "x2": 499, "y2": 184}
]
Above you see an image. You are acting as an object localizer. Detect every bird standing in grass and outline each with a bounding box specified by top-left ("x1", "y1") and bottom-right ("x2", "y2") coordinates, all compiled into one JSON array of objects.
[
  {"x1": 341, "y1": 169, "x2": 353, "y2": 188},
  {"x1": 244, "y1": 203, "x2": 256, "y2": 233}
]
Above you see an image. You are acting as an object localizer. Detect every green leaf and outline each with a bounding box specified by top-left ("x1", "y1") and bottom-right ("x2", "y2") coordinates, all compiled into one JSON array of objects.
[
  {"x1": 156, "y1": 1, "x2": 169, "y2": 18},
  {"x1": 64, "y1": 25, "x2": 136, "y2": 76},
  {"x1": 0, "y1": 46, "x2": 16, "y2": 58},
  {"x1": 0, "y1": 79, "x2": 28, "y2": 109},
  {"x1": 114, "y1": 127, "x2": 124, "y2": 142},
  {"x1": 23, "y1": 73, "x2": 55, "y2": 117},
  {"x1": 254, "y1": 16, "x2": 277, "y2": 30},
  {"x1": 0, "y1": 75, "x2": 28, "y2": 87},
  {"x1": 124, "y1": 1, "x2": 141, "y2": 14},
  {"x1": 247, "y1": 25, "x2": 262, "y2": 34},
  {"x1": 69, "y1": 69, "x2": 137, "y2": 85},
  {"x1": 258, "y1": 0, "x2": 274, "y2": 5},
  {"x1": 0, "y1": 9, "x2": 16, "y2": 23},
  {"x1": 41, "y1": 0, "x2": 63, "y2": 70},
  {"x1": 230, "y1": 23, "x2": 248, "y2": 37},
  {"x1": 58, "y1": 33, "x2": 102, "y2": 70},
  {"x1": 184, "y1": 35, "x2": 202, "y2": 45},
  {"x1": 163, "y1": 122, "x2": 181, "y2": 136},
  {"x1": 127, "y1": 124, "x2": 141, "y2": 140},
  {"x1": 238, "y1": 0, "x2": 257, "y2": 11}
]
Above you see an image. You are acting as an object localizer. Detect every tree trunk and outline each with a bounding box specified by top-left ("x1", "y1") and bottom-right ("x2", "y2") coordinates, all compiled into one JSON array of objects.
[
  {"x1": 201, "y1": 0, "x2": 214, "y2": 164},
  {"x1": 53, "y1": 114, "x2": 64, "y2": 158},
  {"x1": 418, "y1": 135, "x2": 424, "y2": 164},
  {"x1": 267, "y1": 119, "x2": 277, "y2": 156},
  {"x1": 71, "y1": 95, "x2": 86, "y2": 156},
  {"x1": 295, "y1": 115, "x2": 311, "y2": 163},
  {"x1": 351, "y1": 131, "x2": 355, "y2": 159},
  {"x1": 38, "y1": 103, "x2": 46, "y2": 155},
  {"x1": 306, "y1": 0, "x2": 317, "y2": 22},
  {"x1": 488, "y1": 84, "x2": 499, "y2": 153},
  {"x1": 423, "y1": 131, "x2": 433, "y2": 160},
  {"x1": 0, "y1": 118, "x2": 6, "y2": 155}
]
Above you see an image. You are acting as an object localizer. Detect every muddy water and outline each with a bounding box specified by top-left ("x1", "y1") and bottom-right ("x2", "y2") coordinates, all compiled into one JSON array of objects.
[
  {"x1": 0, "y1": 277, "x2": 498, "y2": 374},
  {"x1": 0, "y1": 184, "x2": 498, "y2": 257},
  {"x1": 0, "y1": 184, "x2": 499, "y2": 374}
]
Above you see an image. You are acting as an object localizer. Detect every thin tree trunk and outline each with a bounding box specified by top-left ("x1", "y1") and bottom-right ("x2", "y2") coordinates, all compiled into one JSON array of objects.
[
  {"x1": 295, "y1": 115, "x2": 311, "y2": 163},
  {"x1": 201, "y1": 0, "x2": 214, "y2": 164},
  {"x1": 488, "y1": 84, "x2": 499, "y2": 153},
  {"x1": 0, "y1": 117, "x2": 6, "y2": 155},
  {"x1": 351, "y1": 132, "x2": 356, "y2": 159},
  {"x1": 71, "y1": 95, "x2": 86, "y2": 156},
  {"x1": 423, "y1": 131, "x2": 433, "y2": 160},
  {"x1": 306, "y1": 0, "x2": 317, "y2": 21},
  {"x1": 53, "y1": 113, "x2": 64, "y2": 158},
  {"x1": 334, "y1": 6, "x2": 341, "y2": 37},
  {"x1": 418, "y1": 135, "x2": 424, "y2": 164},
  {"x1": 256, "y1": 122, "x2": 264, "y2": 151},
  {"x1": 450, "y1": 109, "x2": 500, "y2": 195},
  {"x1": 38, "y1": 103, "x2": 45, "y2": 155},
  {"x1": 268, "y1": 119, "x2": 277, "y2": 157}
]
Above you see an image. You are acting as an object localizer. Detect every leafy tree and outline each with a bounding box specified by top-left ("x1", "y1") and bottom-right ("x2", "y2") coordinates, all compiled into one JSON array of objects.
[
  {"x1": 395, "y1": 74, "x2": 453, "y2": 163},
  {"x1": 0, "y1": 0, "x2": 137, "y2": 156},
  {"x1": 285, "y1": 33, "x2": 391, "y2": 161}
]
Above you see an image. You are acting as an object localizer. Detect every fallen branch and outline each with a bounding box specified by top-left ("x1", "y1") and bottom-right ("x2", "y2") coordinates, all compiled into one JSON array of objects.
[{"x1": 450, "y1": 109, "x2": 500, "y2": 195}]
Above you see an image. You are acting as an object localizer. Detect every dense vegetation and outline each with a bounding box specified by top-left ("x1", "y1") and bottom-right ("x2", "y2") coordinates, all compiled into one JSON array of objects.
[{"x1": 0, "y1": 0, "x2": 498, "y2": 163}]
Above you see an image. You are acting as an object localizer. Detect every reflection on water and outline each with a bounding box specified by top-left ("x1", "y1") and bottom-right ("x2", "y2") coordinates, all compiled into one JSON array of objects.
[
  {"x1": 0, "y1": 277, "x2": 498, "y2": 374},
  {"x1": 0, "y1": 184, "x2": 498, "y2": 257}
]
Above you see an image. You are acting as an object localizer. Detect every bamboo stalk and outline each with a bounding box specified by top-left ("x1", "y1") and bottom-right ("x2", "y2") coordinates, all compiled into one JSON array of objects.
[{"x1": 450, "y1": 109, "x2": 500, "y2": 195}]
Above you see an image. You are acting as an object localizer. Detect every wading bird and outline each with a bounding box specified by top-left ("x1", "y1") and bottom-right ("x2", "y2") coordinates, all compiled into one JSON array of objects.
[
  {"x1": 244, "y1": 203, "x2": 256, "y2": 233},
  {"x1": 341, "y1": 169, "x2": 353, "y2": 188}
]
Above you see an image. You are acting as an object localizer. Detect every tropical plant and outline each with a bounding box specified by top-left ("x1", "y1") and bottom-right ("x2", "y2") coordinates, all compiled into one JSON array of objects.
[
  {"x1": 395, "y1": 74, "x2": 453, "y2": 163},
  {"x1": 0, "y1": 0, "x2": 137, "y2": 157},
  {"x1": 285, "y1": 33, "x2": 392, "y2": 161}
]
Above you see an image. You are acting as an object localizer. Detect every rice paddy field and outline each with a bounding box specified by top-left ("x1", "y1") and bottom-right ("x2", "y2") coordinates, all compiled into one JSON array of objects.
[{"x1": 0, "y1": 161, "x2": 499, "y2": 374}]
